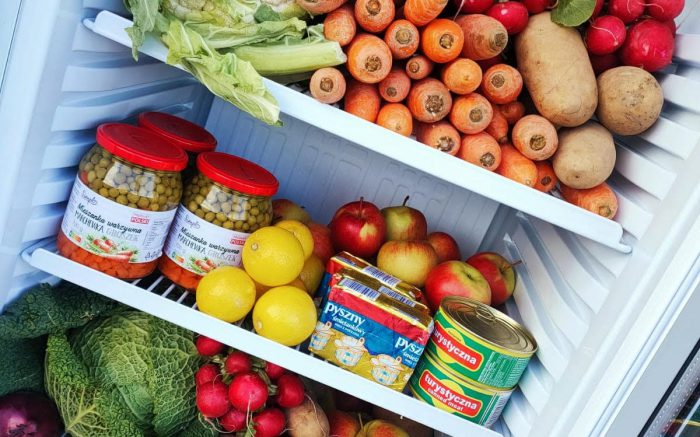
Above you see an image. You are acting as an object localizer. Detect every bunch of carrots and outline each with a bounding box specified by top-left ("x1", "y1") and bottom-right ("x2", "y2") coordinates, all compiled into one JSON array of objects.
[{"x1": 305, "y1": 0, "x2": 618, "y2": 220}]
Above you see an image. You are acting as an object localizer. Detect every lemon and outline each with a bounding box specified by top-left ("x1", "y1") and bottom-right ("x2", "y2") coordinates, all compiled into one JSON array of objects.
[
  {"x1": 274, "y1": 220, "x2": 314, "y2": 260},
  {"x1": 243, "y1": 226, "x2": 305, "y2": 287},
  {"x1": 254, "y1": 277, "x2": 306, "y2": 300},
  {"x1": 196, "y1": 266, "x2": 256, "y2": 323},
  {"x1": 253, "y1": 286, "x2": 317, "y2": 346},
  {"x1": 299, "y1": 254, "x2": 325, "y2": 295}
]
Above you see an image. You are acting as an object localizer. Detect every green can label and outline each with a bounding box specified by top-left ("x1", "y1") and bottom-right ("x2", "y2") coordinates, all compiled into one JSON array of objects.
[
  {"x1": 409, "y1": 353, "x2": 511, "y2": 426},
  {"x1": 425, "y1": 309, "x2": 532, "y2": 389}
]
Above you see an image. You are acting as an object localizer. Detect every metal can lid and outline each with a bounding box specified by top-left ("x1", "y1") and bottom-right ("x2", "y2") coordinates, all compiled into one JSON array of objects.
[
  {"x1": 440, "y1": 297, "x2": 537, "y2": 356},
  {"x1": 138, "y1": 112, "x2": 217, "y2": 153},
  {"x1": 196, "y1": 152, "x2": 279, "y2": 197}
]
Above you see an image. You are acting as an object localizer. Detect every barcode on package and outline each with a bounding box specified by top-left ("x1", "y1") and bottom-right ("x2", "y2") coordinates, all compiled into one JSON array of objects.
[
  {"x1": 378, "y1": 286, "x2": 416, "y2": 307},
  {"x1": 339, "y1": 278, "x2": 380, "y2": 301},
  {"x1": 363, "y1": 265, "x2": 401, "y2": 287}
]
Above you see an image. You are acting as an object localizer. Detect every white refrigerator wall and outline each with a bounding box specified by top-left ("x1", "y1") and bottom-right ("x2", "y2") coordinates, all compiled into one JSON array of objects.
[{"x1": 0, "y1": 1, "x2": 700, "y2": 437}]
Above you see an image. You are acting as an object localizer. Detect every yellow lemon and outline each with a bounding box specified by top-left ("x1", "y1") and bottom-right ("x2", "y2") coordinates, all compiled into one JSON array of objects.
[
  {"x1": 243, "y1": 226, "x2": 305, "y2": 287},
  {"x1": 299, "y1": 254, "x2": 325, "y2": 295},
  {"x1": 196, "y1": 266, "x2": 256, "y2": 323},
  {"x1": 253, "y1": 286, "x2": 317, "y2": 346},
  {"x1": 254, "y1": 277, "x2": 306, "y2": 300},
  {"x1": 274, "y1": 219, "x2": 314, "y2": 260}
]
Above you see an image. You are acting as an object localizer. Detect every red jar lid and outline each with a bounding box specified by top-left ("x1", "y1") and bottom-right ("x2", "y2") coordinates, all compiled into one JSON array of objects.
[
  {"x1": 197, "y1": 152, "x2": 279, "y2": 197},
  {"x1": 138, "y1": 112, "x2": 217, "y2": 153},
  {"x1": 96, "y1": 124, "x2": 188, "y2": 172}
]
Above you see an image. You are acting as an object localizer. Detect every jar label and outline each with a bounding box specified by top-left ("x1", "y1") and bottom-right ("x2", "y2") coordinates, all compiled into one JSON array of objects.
[
  {"x1": 163, "y1": 205, "x2": 249, "y2": 275},
  {"x1": 61, "y1": 178, "x2": 177, "y2": 263}
]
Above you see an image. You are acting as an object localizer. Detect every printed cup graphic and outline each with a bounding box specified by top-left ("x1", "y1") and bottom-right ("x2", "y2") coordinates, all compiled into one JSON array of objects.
[
  {"x1": 310, "y1": 321, "x2": 333, "y2": 351},
  {"x1": 334, "y1": 336, "x2": 366, "y2": 367},
  {"x1": 370, "y1": 355, "x2": 403, "y2": 386}
]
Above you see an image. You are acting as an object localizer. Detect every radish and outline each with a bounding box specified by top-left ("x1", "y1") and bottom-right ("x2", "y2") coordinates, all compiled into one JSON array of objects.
[
  {"x1": 662, "y1": 19, "x2": 677, "y2": 37},
  {"x1": 195, "y1": 364, "x2": 221, "y2": 386},
  {"x1": 620, "y1": 19, "x2": 674, "y2": 72},
  {"x1": 607, "y1": 0, "x2": 645, "y2": 23},
  {"x1": 196, "y1": 381, "x2": 230, "y2": 418},
  {"x1": 224, "y1": 351, "x2": 252, "y2": 375},
  {"x1": 487, "y1": 2, "x2": 529, "y2": 34},
  {"x1": 453, "y1": 0, "x2": 496, "y2": 13},
  {"x1": 275, "y1": 373, "x2": 306, "y2": 408},
  {"x1": 585, "y1": 16, "x2": 627, "y2": 55},
  {"x1": 195, "y1": 335, "x2": 224, "y2": 356},
  {"x1": 264, "y1": 361, "x2": 287, "y2": 381},
  {"x1": 521, "y1": 0, "x2": 550, "y2": 14},
  {"x1": 219, "y1": 409, "x2": 248, "y2": 432},
  {"x1": 228, "y1": 372, "x2": 269, "y2": 412},
  {"x1": 590, "y1": 53, "x2": 621, "y2": 75},
  {"x1": 592, "y1": 0, "x2": 605, "y2": 17},
  {"x1": 253, "y1": 408, "x2": 286, "y2": 437},
  {"x1": 647, "y1": 0, "x2": 684, "y2": 21}
]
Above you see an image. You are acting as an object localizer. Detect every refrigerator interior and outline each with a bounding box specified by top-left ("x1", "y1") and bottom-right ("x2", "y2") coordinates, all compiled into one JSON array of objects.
[{"x1": 1, "y1": 1, "x2": 700, "y2": 436}]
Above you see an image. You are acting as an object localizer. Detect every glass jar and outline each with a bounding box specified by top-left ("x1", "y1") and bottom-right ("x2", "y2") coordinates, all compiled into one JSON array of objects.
[
  {"x1": 57, "y1": 123, "x2": 188, "y2": 279},
  {"x1": 138, "y1": 111, "x2": 217, "y2": 182},
  {"x1": 159, "y1": 152, "x2": 279, "y2": 290}
]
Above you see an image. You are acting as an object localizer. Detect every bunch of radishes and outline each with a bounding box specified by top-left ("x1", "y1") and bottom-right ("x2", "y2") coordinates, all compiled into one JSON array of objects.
[
  {"x1": 584, "y1": 0, "x2": 681, "y2": 73},
  {"x1": 194, "y1": 335, "x2": 306, "y2": 436},
  {"x1": 454, "y1": 0, "x2": 547, "y2": 35}
]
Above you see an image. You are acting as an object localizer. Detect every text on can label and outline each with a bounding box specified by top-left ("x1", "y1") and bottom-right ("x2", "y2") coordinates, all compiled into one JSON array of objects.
[
  {"x1": 418, "y1": 370, "x2": 482, "y2": 417},
  {"x1": 433, "y1": 323, "x2": 483, "y2": 371}
]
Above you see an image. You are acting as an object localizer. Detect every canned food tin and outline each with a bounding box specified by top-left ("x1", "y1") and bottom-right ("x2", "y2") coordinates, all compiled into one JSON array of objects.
[
  {"x1": 425, "y1": 296, "x2": 537, "y2": 389},
  {"x1": 409, "y1": 352, "x2": 512, "y2": 426}
]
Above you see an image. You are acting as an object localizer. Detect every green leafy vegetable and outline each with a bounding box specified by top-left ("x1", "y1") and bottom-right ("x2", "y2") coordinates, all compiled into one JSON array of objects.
[
  {"x1": 0, "y1": 337, "x2": 46, "y2": 396},
  {"x1": 125, "y1": 0, "x2": 161, "y2": 59},
  {"x1": 551, "y1": 0, "x2": 597, "y2": 26},
  {"x1": 187, "y1": 16, "x2": 306, "y2": 49},
  {"x1": 254, "y1": 0, "x2": 309, "y2": 21}
]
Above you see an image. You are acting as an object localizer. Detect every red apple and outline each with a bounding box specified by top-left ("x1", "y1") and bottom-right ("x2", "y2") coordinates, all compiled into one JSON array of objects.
[
  {"x1": 376, "y1": 240, "x2": 438, "y2": 287},
  {"x1": 381, "y1": 196, "x2": 428, "y2": 241},
  {"x1": 427, "y1": 232, "x2": 461, "y2": 263},
  {"x1": 308, "y1": 221, "x2": 334, "y2": 263},
  {"x1": 272, "y1": 199, "x2": 311, "y2": 224},
  {"x1": 466, "y1": 252, "x2": 516, "y2": 306},
  {"x1": 330, "y1": 198, "x2": 386, "y2": 258},
  {"x1": 424, "y1": 261, "x2": 491, "y2": 311},
  {"x1": 328, "y1": 410, "x2": 361, "y2": 437}
]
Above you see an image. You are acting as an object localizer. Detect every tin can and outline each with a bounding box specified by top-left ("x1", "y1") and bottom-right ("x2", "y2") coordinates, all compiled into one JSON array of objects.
[
  {"x1": 425, "y1": 296, "x2": 537, "y2": 389},
  {"x1": 409, "y1": 352, "x2": 512, "y2": 426}
]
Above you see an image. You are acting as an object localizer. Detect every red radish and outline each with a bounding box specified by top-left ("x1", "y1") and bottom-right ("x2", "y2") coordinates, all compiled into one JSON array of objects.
[
  {"x1": 662, "y1": 19, "x2": 677, "y2": 36},
  {"x1": 228, "y1": 372, "x2": 269, "y2": 412},
  {"x1": 0, "y1": 391, "x2": 62, "y2": 437},
  {"x1": 585, "y1": 16, "x2": 627, "y2": 55},
  {"x1": 620, "y1": 19, "x2": 674, "y2": 72},
  {"x1": 265, "y1": 361, "x2": 286, "y2": 380},
  {"x1": 220, "y1": 409, "x2": 248, "y2": 432},
  {"x1": 607, "y1": 0, "x2": 645, "y2": 23},
  {"x1": 487, "y1": 2, "x2": 529, "y2": 34},
  {"x1": 521, "y1": 0, "x2": 550, "y2": 14},
  {"x1": 275, "y1": 373, "x2": 306, "y2": 408},
  {"x1": 195, "y1": 335, "x2": 224, "y2": 356},
  {"x1": 647, "y1": 0, "x2": 684, "y2": 21},
  {"x1": 452, "y1": 0, "x2": 495, "y2": 14},
  {"x1": 590, "y1": 53, "x2": 620, "y2": 74},
  {"x1": 224, "y1": 351, "x2": 252, "y2": 375},
  {"x1": 253, "y1": 408, "x2": 286, "y2": 437},
  {"x1": 196, "y1": 381, "x2": 230, "y2": 418},
  {"x1": 592, "y1": 0, "x2": 605, "y2": 17},
  {"x1": 195, "y1": 364, "x2": 220, "y2": 386}
]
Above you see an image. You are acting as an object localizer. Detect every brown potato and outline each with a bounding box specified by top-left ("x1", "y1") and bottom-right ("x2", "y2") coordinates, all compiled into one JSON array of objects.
[
  {"x1": 553, "y1": 121, "x2": 616, "y2": 189},
  {"x1": 597, "y1": 66, "x2": 664, "y2": 136},
  {"x1": 286, "y1": 398, "x2": 330, "y2": 437},
  {"x1": 515, "y1": 12, "x2": 597, "y2": 127}
]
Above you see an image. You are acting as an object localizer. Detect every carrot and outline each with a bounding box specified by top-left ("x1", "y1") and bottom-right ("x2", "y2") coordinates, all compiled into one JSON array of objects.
[
  {"x1": 481, "y1": 64, "x2": 523, "y2": 104},
  {"x1": 324, "y1": 5, "x2": 357, "y2": 47},
  {"x1": 499, "y1": 101, "x2": 525, "y2": 125},
  {"x1": 297, "y1": 0, "x2": 348, "y2": 15},
  {"x1": 379, "y1": 68, "x2": 411, "y2": 102},
  {"x1": 496, "y1": 144, "x2": 538, "y2": 187},
  {"x1": 441, "y1": 58, "x2": 482, "y2": 95},
  {"x1": 377, "y1": 103, "x2": 413, "y2": 136},
  {"x1": 355, "y1": 0, "x2": 395, "y2": 33},
  {"x1": 405, "y1": 55, "x2": 434, "y2": 80},
  {"x1": 347, "y1": 34, "x2": 393, "y2": 84},
  {"x1": 449, "y1": 93, "x2": 493, "y2": 134},
  {"x1": 512, "y1": 115, "x2": 558, "y2": 160},
  {"x1": 421, "y1": 19, "x2": 464, "y2": 64},
  {"x1": 310, "y1": 67, "x2": 347, "y2": 104},
  {"x1": 384, "y1": 20, "x2": 420, "y2": 60},
  {"x1": 560, "y1": 182, "x2": 618, "y2": 219},
  {"x1": 407, "y1": 78, "x2": 453, "y2": 122},
  {"x1": 344, "y1": 80, "x2": 381, "y2": 122},
  {"x1": 458, "y1": 132, "x2": 502, "y2": 171},
  {"x1": 404, "y1": 0, "x2": 449, "y2": 26},
  {"x1": 416, "y1": 121, "x2": 461, "y2": 155},
  {"x1": 456, "y1": 15, "x2": 508, "y2": 60},
  {"x1": 485, "y1": 108, "x2": 508, "y2": 143},
  {"x1": 534, "y1": 161, "x2": 557, "y2": 192}
]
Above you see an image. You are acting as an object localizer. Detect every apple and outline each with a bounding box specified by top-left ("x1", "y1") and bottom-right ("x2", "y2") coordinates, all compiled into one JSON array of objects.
[
  {"x1": 328, "y1": 410, "x2": 361, "y2": 437},
  {"x1": 272, "y1": 199, "x2": 311, "y2": 224},
  {"x1": 372, "y1": 406, "x2": 432, "y2": 437},
  {"x1": 381, "y1": 196, "x2": 428, "y2": 241},
  {"x1": 424, "y1": 261, "x2": 491, "y2": 311},
  {"x1": 427, "y1": 231, "x2": 461, "y2": 263},
  {"x1": 330, "y1": 198, "x2": 386, "y2": 258},
  {"x1": 308, "y1": 221, "x2": 335, "y2": 263},
  {"x1": 376, "y1": 240, "x2": 438, "y2": 287},
  {"x1": 359, "y1": 420, "x2": 409, "y2": 437},
  {"x1": 466, "y1": 252, "x2": 516, "y2": 306}
]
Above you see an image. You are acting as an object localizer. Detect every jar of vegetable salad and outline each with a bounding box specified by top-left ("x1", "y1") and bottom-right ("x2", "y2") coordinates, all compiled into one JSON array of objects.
[
  {"x1": 159, "y1": 152, "x2": 279, "y2": 290},
  {"x1": 57, "y1": 123, "x2": 188, "y2": 279}
]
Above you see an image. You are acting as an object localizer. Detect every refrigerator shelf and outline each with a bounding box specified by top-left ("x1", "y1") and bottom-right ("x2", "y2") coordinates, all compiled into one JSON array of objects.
[
  {"x1": 82, "y1": 11, "x2": 631, "y2": 254},
  {"x1": 22, "y1": 239, "x2": 501, "y2": 437}
]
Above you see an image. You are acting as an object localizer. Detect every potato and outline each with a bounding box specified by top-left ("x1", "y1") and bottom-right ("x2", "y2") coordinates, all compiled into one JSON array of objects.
[
  {"x1": 515, "y1": 12, "x2": 597, "y2": 127},
  {"x1": 552, "y1": 121, "x2": 616, "y2": 189},
  {"x1": 597, "y1": 66, "x2": 664, "y2": 135},
  {"x1": 286, "y1": 398, "x2": 330, "y2": 437}
]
